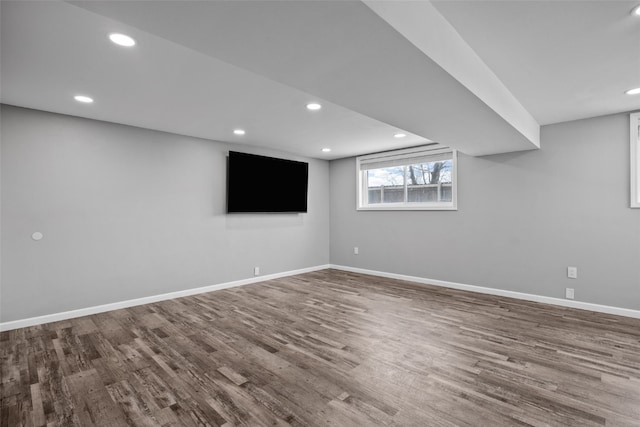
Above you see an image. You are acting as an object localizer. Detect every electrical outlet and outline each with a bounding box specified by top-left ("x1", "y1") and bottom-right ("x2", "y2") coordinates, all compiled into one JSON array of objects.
[
  {"x1": 254, "y1": 267, "x2": 260, "y2": 276},
  {"x1": 354, "y1": 247, "x2": 359, "y2": 255},
  {"x1": 567, "y1": 266, "x2": 578, "y2": 279},
  {"x1": 565, "y1": 288, "x2": 575, "y2": 299}
]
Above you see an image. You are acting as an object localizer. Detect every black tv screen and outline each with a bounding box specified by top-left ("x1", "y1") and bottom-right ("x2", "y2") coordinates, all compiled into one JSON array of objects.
[{"x1": 227, "y1": 151, "x2": 309, "y2": 213}]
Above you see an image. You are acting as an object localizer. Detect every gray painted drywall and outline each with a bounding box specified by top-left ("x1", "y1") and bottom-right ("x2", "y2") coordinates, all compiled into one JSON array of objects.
[
  {"x1": 330, "y1": 112, "x2": 640, "y2": 310},
  {"x1": 0, "y1": 105, "x2": 330, "y2": 322},
  {"x1": 2, "y1": 105, "x2": 638, "y2": 323}
]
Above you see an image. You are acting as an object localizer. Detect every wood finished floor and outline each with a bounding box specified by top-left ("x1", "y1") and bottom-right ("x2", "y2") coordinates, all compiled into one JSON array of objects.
[{"x1": 2, "y1": 269, "x2": 639, "y2": 427}]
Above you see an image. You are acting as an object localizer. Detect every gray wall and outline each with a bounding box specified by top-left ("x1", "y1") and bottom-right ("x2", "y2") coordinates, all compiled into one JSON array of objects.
[
  {"x1": 330, "y1": 112, "x2": 640, "y2": 310},
  {"x1": 3, "y1": 105, "x2": 638, "y2": 323},
  {"x1": 1, "y1": 105, "x2": 330, "y2": 322}
]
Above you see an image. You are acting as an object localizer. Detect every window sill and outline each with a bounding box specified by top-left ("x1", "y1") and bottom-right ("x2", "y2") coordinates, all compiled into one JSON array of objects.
[{"x1": 357, "y1": 204, "x2": 457, "y2": 211}]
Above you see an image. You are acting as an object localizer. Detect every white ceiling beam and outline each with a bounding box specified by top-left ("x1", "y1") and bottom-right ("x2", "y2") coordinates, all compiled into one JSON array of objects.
[{"x1": 364, "y1": 0, "x2": 540, "y2": 150}]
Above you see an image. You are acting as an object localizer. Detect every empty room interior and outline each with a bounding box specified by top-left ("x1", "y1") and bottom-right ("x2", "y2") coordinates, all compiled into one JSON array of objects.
[{"x1": 1, "y1": 1, "x2": 640, "y2": 426}]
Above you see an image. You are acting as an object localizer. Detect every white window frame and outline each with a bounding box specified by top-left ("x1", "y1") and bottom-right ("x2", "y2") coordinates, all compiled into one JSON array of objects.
[
  {"x1": 631, "y1": 113, "x2": 640, "y2": 208},
  {"x1": 356, "y1": 145, "x2": 457, "y2": 211}
]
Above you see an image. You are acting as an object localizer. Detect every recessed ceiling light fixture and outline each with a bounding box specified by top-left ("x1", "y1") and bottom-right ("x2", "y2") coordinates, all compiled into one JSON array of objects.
[
  {"x1": 394, "y1": 133, "x2": 407, "y2": 138},
  {"x1": 74, "y1": 95, "x2": 94, "y2": 103},
  {"x1": 233, "y1": 129, "x2": 246, "y2": 135},
  {"x1": 321, "y1": 148, "x2": 331, "y2": 153},
  {"x1": 109, "y1": 33, "x2": 136, "y2": 47},
  {"x1": 632, "y1": 5, "x2": 640, "y2": 16},
  {"x1": 625, "y1": 87, "x2": 640, "y2": 95},
  {"x1": 306, "y1": 103, "x2": 322, "y2": 111}
]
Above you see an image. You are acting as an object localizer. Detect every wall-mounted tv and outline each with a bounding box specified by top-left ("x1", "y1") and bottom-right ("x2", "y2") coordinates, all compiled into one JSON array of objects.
[{"x1": 227, "y1": 151, "x2": 309, "y2": 213}]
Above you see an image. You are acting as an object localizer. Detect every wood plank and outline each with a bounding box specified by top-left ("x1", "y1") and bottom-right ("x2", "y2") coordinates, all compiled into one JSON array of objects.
[{"x1": 64, "y1": 369, "x2": 128, "y2": 426}]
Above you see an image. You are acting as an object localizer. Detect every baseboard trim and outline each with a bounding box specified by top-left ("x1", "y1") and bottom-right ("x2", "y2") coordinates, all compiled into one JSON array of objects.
[
  {"x1": 4, "y1": 263, "x2": 637, "y2": 331},
  {"x1": 0, "y1": 264, "x2": 331, "y2": 331},
  {"x1": 330, "y1": 264, "x2": 640, "y2": 319}
]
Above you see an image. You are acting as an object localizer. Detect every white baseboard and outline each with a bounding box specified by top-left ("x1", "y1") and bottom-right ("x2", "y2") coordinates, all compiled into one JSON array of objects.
[
  {"x1": 330, "y1": 264, "x2": 640, "y2": 319},
  {"x1": 0, "y1": 264, "x2": 331, "y2": 331},
  {"x1": 4, "y1": 263, "x2": 637, "y2": 331}
]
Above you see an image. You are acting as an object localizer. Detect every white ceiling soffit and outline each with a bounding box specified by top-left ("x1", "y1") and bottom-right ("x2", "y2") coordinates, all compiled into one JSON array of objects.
[
  {"x1": 363, "y1": 0, "x2": 539, "y2": 148},
  {"x1": 69, "y1": 0, "x2": 540, "y2": 156}
]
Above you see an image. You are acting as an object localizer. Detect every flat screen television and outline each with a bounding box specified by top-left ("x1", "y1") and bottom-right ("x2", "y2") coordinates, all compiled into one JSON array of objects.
[{"x1": 227, "y1": 151, "x2": 309, "y2": 213}]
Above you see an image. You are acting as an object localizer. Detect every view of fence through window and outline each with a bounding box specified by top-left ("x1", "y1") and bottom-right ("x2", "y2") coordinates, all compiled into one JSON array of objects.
[{"x1": 367, "y1": 160, "x2": 453, "y2": 204}]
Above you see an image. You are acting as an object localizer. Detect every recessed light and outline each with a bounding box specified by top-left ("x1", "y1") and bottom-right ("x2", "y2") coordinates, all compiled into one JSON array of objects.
[
  {"x1": 306, "y1": 103, "x2": 322, "y2": 111},
  {"x1": 233, "y1": 129, "x2": 246, "y2": 135},
  {"x1": 632, "y1": 5, "x2": 640, "y2": 16},
  {"x1": 321, "y1": 148, "x2": 331, "y2": 153},
  {"x1": 625, "y1": 87, "x2": 640, "y2": 95},
  {"x1": 394, "y1": 133, "x2": 407, "y2": 138},
  {"x1": 109, "y1": 33, "x2": 136, "y2": 47},
  {"x1": 74, "y1": 95, "x2": 94, "y2": 103}
]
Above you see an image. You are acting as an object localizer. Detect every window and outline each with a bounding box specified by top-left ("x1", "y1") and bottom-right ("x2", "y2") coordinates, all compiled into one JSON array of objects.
[
  {"x1": 631, "y1": 113, "x2": 640, "y2": 208},
  {"x1": 357, "y1": 145, "x2": 457, "y2": 210}
]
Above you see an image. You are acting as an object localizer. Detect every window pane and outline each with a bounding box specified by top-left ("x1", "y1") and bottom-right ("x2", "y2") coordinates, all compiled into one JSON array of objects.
[
  {"x1": 367, "y1": 166, "x2": 404, "y2": 204},
  {"x1": 357, "y1": 146, "x2": 457, "y2": 210},
  {"x1": 406, "y1": 160, "x2": 452, "y2": 203},
  {"x1": 406, "y1": 160, "x2": 452, "y2": 184}
]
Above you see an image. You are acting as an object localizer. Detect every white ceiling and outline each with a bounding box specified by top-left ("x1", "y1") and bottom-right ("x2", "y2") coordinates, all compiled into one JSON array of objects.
[
  {"x1": 0, "y1": 1, "x2": 428, "y2": 160},
  {"x1": 431, "y1": 0, "x2": 640, "y2": 126},
  {"x1": 1, "y1": 1, "x2": 638, "y2": 160}
]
